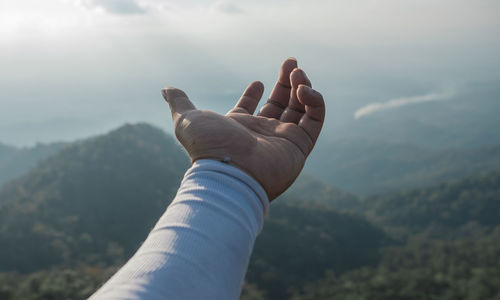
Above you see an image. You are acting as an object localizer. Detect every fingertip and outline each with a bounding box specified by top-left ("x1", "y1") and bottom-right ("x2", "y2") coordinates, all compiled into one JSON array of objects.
[
  {"x1": 281, "y1": 58, "x2": 298, "y2": 75},
  {"x1": 250, "y1": 80, "x2": 265, "y2": 94},
  {"x1": 232, "y1": 81, "x2": 265, "y2": 115},
  {"x1": 161, "y1": 88, "x2": 169, "y2": 101},
  {"x1": 290, "y1": 68, "x2": 311, "y2": 88},
  {"x1": 297, "y1": 85, "x2": 324, "y2": 106},
  {"x1": 296, "y1": 84, "x2": 306, "y2": 98},
  {"x1": 244, "y1": 81, "x2": 264, "y2": 98},
  {"x1": 290, "y1": 67, "x2": 301, "y2": 78},
  {"x1": 297, "y1": 83, "x2": 312, "y2": 94}
]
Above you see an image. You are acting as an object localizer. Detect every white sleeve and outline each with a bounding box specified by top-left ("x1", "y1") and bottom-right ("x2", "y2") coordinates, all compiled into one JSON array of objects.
[{"x1": 89, "y1": 159, "x2": 270, "y2": 300}]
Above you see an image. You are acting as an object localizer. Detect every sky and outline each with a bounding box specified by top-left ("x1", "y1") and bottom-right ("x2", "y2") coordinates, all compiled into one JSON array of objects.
[{"x1": 1, "y1": 0, "x2": 500, "y2": 146}]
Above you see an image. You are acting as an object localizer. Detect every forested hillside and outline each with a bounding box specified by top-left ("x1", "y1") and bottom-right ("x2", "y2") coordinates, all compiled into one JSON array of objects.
[
  {"x1": 358, "y1": 170, "x2": 500, "y2": 237},
  {"x1": 0, "y1": 142, "x2": 66, "y2": 187},
  {"x1": 291, "y1": 170, "x2": 500, "y2": 299},
  {"x1": 248, "y1": 204, "x2": 390, "y2": 299},
  {"x1": 1, "y1": 123, "x2": 499, "y2": 299},
  {"x1": 0, "y1": 124, "x2": 189, "y2": 273},
  {"x1": 307, "y1": 139, "x2": 500, "y2": 194},
  {"x1": 294, "y1": 230, "x2": 500, "y2": 300},
  {"x1": 283, "y1": 173, "x2": 360, "y2": 210},
  {"x1": 0, "y1": 124, "x2": 390, "y2": 300}
]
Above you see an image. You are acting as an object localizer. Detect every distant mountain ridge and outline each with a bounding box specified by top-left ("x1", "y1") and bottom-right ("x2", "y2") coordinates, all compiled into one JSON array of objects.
[
  {"x1": 5, "y1": 116, "x2": 500, "y2": 197},
  {"x1": 307, "y1": 138, "x2": 500, "y2": 194},
  {"x1": 357, "y1": 169, "x2": 500, "y2": 238},
  {"x1": 0, "y1": 142, "x2": 66, "y2": 187}
]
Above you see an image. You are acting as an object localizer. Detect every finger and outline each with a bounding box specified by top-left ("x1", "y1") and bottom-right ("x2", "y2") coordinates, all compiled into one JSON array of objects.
[
  {"x1": 297, "y1": 85, "x2": 325, "y2": 145},
  {"x1": 161, "y1": 87, "x2": 196, "y2": 125},
  {"x1": 229, "y1": 81, "x2": 264, "y2": 115},
  {"x1": 258, "y1": 57, "x2": 297, "y2": 119},
  {"x1": 280, "y1": 68, "x2": 311, "y2": 124}
]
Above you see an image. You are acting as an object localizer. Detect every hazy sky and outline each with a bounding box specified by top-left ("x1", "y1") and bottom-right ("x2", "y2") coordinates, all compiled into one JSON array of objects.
[{"x1": 1, "y1": 0, "x2": 499, "y2": 145}]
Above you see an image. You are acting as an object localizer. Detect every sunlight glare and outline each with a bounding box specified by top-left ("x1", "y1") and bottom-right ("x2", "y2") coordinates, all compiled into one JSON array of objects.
[{"x1": 0, "y1": 0, "x2": 93, "y2": 42}]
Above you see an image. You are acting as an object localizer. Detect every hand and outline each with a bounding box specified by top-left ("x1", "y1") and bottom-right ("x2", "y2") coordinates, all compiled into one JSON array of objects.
[{"x1": 161, "y1": 58, "x2": 325, "y2": 201}]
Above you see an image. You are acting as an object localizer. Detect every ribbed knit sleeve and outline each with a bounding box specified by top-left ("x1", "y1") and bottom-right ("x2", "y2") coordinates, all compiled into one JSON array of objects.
[{"x1": 89, "y1": 159, "x2": 269, "y2": 300}]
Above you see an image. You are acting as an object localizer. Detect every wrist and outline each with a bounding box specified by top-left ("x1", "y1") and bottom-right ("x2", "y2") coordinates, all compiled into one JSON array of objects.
[{"x1": 186, "y1": 159, "x2": 270, "y2": 216}]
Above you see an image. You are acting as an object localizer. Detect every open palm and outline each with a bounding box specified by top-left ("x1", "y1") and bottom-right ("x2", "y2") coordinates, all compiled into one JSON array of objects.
[{"x1": 162, "y1": 58, "x2": 325, "y2": 200}]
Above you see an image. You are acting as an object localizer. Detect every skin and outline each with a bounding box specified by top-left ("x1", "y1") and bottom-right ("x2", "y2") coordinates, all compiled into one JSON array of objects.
[{"x1": 161, "y1": 58, "x2": 325, "y2": 201}]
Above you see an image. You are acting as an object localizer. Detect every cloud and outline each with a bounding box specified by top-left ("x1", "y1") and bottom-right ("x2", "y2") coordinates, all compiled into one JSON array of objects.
[
  {"x1": 1, "y1": 0, "x2": 499, "y2": 145},
  {"x1": 84, "y1": 0, "x2": 145, "y2": 15},
  {"x1": 354, "y1": 89, "x2": 455, "y2": 119},
  {"x1": 212, "y1": 2, "x2": 243, "y2": 14}
]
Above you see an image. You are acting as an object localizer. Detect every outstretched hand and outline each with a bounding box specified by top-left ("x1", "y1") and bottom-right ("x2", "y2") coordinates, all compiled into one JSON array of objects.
[{"x1": 161, "y1": 58, "x2": 325, "y2": 201}]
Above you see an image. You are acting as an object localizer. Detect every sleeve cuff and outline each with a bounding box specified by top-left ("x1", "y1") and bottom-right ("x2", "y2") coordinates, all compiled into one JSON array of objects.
[{"x1": 184, "y1": 159, "x2": 270, "y2": 217}]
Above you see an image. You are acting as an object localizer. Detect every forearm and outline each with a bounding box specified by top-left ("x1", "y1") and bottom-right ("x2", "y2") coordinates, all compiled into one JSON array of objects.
[{"x1": 90, "y1": 159, "x2": 269, "y2": 300}]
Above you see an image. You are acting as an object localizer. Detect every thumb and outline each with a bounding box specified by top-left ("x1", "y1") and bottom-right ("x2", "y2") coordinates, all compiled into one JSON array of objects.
[{"x1": 161, "y1": 87, "x2": 196, "y2": 124}]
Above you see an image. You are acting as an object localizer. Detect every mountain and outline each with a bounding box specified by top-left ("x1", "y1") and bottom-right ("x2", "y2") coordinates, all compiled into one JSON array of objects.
[
  {"x1": 0, "y1": 123, "x2": 390, "y2": 300},
  {"x1": 283, "y1": 173, "x2": 360, "y2": 210},
  {"x1": 295, "y1": 229, "x2": 500, "y2": 300},
  {"x1": 0, "y1": 143, "x2": 16, "y2": 162},
  {"x1": 247, "y1": 203, "x2": 389, "y2": 300},
  {"x1": 357, "y1": 169, "x2": 500, "y2": 238},
  {"x1": 292, "y1": 169, "x2": 500, "y2": 300},
  {"x1": 0, "y1": 123, "x2": 190, "y2": 272},
  {"x1": 3, "y1": 121, "x2": 498, "y2": 299},
  {"x1": 0, "y1": 142, "x2": 66, "y2": 187},
  {"x1": 307, "y1": 139, "x2": 500, "y2": 195}
]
